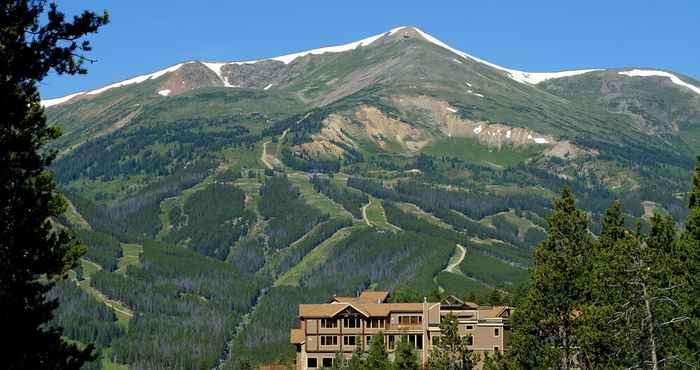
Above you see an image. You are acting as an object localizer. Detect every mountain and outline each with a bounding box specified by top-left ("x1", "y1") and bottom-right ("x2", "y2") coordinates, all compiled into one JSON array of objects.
[{"x1": 43, "y1": 26, "x2": 700, "y2": 368}]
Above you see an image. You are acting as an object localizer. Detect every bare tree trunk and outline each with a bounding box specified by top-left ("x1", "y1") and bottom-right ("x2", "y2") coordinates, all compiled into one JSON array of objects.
[{"x1": 642, "y1": 283, "x2": 659, "y2": 370}]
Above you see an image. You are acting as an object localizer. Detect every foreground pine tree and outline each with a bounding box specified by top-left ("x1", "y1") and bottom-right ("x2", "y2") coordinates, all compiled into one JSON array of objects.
[
  {"x1": 0, "y1": 2, "x2": 107, "y2": 369},
  {"x1": 589, "y1": 213, "x2": 684, "y2": 369},
  {"x1": 674, "y1": 156, "x2": 700, "y2": 365},
  {"x1": 395, "y1": 337, "x2": 420, "y2": 370},
  {"x1": 507, "y1": 188, "x2": 593, "y2": 369},
  {"x1": 365, "y1": 333, "x2": 392, "y2": 370},
  {"x1": 499, "y1": 162, "x2": 700, "y2": 369},
  {"x1": 577, "y1": 201, "x2": 628, "y2": 368}
]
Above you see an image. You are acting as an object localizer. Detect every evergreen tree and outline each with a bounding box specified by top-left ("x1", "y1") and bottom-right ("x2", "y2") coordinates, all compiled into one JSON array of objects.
[
  {"x1": 366, "y1": 333, "x2": 392, "y2": 370},
  {"x1": 482, "y1": 352, "x2": 509, "y2": 370},
  {"x1": 674, "y1": 156, "x2": 700, "y2": 365},
  {"x1": 395, "y1": 336, "x2": 420, "y2": 370},
  {"x1": 507, "y1": 188, "x2": 593, "y2": 369},
  {"x1": 0, "y1": 2, "x2": 108, "y2": 369},
  {"x1": 578, "y1": 201, "x2": 629, "y2": 369},
  {"x1": 599, "y1": 214, "x2": 687, "y2": 369},
  {"x1": 331, "y1": 352, "x2": 347, "y2": 370},
  {"x1": 427, "y1": 313, "x2": 474, "y2": 370},
  {"x1": 347, "y1": 346, "x2": 365, "y2": 370},
  {"x1": 687, "y1": 156, "x2": 700, "y2": 209}
]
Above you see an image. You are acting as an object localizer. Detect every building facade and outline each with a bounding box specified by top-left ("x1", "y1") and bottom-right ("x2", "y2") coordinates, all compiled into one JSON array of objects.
[{"x1": 290, "y1": 291, "x2": 511, "y2": 369}]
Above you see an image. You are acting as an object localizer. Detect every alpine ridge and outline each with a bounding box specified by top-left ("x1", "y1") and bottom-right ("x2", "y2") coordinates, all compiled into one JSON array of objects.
[{"x1": 42, "y1": 26, "x2": 640, "y2": 106}]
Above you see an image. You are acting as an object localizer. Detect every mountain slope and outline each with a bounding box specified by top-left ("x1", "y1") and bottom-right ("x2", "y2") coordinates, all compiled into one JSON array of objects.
[{"x1": 43, "y1": 26, "x2": 700, "y2": 368}]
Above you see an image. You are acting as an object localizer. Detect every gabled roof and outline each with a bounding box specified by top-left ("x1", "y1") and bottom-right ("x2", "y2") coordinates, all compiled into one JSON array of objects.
[
  {"x1": 299, "y1": 302, "x2": 371, "y2": 318},
  {"x1": 337, "y1": 303, "x2": 370, "y2": 318},
  {"x1": 359, "y1": 291, "x2": 390, "y2": 303}
]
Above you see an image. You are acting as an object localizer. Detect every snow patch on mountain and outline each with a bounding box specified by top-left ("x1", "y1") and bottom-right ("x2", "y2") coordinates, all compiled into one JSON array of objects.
[
  {"x1": 158, "y1": 89, "x2": 171, "y2": 96},
  {"x1": 264, "y1": 83, "x2": 273, "y2": 90},
  {"x1": 619, "y1": 69, "x2": 700, "y2": 96},
  {"x1": 408, "y1": 26, "x2": 602, "y2": 84},
  {"x1": 41, "y1": 92, "x2": 86, "y2": 107},
  {"x1": 42, "y1": 63, "x2": 190, "y2": 106},
  {"x1": 201, "y1": 62, "x2": 234, "y2": 87},
  {"x1": 516, "y1": 69, "x2": 604, "y2": 84},
  {"x1": 232, "y1": 26, "x2": 405, "y2": 65},
  {"x1": 87, "y1": 63, "x2": 187, "y2": 95}
]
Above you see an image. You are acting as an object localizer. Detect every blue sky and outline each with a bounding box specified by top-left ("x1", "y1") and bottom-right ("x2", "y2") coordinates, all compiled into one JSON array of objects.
[{"x1": 39, "y1": 0, "x2": 700, "y2": 99}]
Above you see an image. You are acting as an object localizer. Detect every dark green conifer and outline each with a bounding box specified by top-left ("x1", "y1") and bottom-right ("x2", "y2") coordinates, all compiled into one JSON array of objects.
[
  {"x1": 0, "y1": 2, "x2": 108, "y2": 369},
  {"x1": 507, "y1": 188, "x2": 593, "y2": 369},
  {"x1": 365, "y1": 333, "x2": 392, "y2": 370},
  {"x1": 395, "y1": 337, "x2": 420, "y2": 370}
]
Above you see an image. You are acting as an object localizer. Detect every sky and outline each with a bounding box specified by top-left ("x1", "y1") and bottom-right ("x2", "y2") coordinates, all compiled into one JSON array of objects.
[{"x1": 39, "y1": 0, "x2": 700, "y2": 99}]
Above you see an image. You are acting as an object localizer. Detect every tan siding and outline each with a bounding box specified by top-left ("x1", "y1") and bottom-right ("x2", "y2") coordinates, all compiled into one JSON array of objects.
[{"x1": 306, "y1": 319, "x2": 318, "y2": 333}]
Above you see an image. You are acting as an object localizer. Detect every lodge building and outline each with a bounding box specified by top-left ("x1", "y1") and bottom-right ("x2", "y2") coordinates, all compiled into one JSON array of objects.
[{"x1": 290, "y1": 290, "x2": 511, "y2": 369}]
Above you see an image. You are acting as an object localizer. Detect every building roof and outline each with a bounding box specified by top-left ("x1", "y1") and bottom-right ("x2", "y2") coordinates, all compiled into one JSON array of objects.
[
  {"x1": 290, "y1": 328, "x2": 305, "y2": 344},
  {"x1": 359, "y1": 290, "x2": 390, "y2": 303},
  {"x1": 476, "y1": 306, "x2": 511, "y2": 319},
  {"x1": 299, "y1": 302, "x2": 426, "y2": 318},
  {"x1": 299, "y1": 290, "x2": 510, "y2": 320},
  {"x1": 330, "y1": 291, "x2": 390, "y2": 304}
]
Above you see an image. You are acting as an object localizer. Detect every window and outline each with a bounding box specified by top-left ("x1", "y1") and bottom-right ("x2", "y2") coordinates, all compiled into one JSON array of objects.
[
  {"x1": 431, "y1": 336, "x2": 440, "y2": 346},
  {"x1": 343, "y1": 335, "x2": 357, "y2": 346},
  {"x1": 465, "y1": 325, "x2": 473, "y2": 330},
  {"x1": 366, "y1": 336, "x2": 372, "y2": 345},
  {"x1": 307, "y1": 358, "x2": 317, "y2": 368},
  {"x1": 464, "y1": 335, "x2": 473, "y2": 346},
  {"x1": 322, "y1": 358, "x2": 333, "y2": 368},
  {"x1": 388, "y1": 335, "x2": 396, "y2": 350},
  {"x1": 343, "y1": 317, "x2": 360, "y2": 328},
  {"x1": 367, "y1": 318, "x2": 385, "y2": 328},
  {"x1": 406, "y1": 334, "x2": 423, "y2": 350},
  {"x1": 494, "y1": 328, "x2": 500, "y2": 337},
  {"x1": 398, "y1": 315, "x2": 422, "y2": 326},
  {"x1": 320, "y1": 336, "x2": 338, "y2": 346},
  {"x1": 494, "y1": 346, "x2": 500, "y2": 353},
  {"x1": 320, "y1": 319, "x2": 337, "y2": 328}
]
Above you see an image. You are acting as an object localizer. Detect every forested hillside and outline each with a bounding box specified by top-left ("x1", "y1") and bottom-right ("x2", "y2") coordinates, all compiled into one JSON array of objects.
[{"x1": 42, "y1": 25, "x2": 700, "y2": 369}]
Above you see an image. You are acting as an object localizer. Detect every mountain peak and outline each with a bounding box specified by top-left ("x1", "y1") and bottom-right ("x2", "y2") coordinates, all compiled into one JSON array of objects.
[{"x1": 42, "y1": 26, "x2": 609, "y2": 107}]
